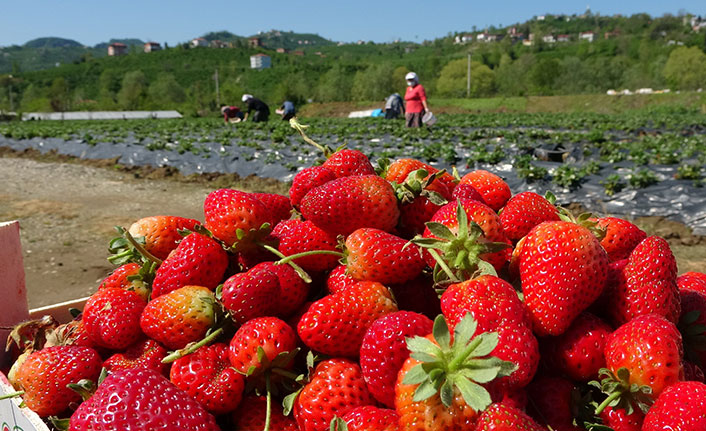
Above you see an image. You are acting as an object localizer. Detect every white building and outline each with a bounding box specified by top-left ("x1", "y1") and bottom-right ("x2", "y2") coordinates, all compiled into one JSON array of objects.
[
  {"x1": 579, "y1": 32, "x2": 595, "y2": 42},
  {"x1": 250, "y1": 53, "x2": 271, "y2": 70},
  {"x1": 191, "y1": 38, "x2": 208, "y2": 48}
]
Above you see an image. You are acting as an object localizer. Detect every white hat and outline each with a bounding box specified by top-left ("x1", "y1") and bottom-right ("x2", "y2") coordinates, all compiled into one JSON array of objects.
[
  {"x1": 405, "y1": 72, "x2": 418, "y2": 81},
  {"x1": 241, "y1": 94, "x2": 253, "y2": 102}
]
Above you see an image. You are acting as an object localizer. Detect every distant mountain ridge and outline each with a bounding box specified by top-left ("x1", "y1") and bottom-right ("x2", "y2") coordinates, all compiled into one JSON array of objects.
[{"x1": 0, "y1": 30, "x2": 334, "y2": 73}]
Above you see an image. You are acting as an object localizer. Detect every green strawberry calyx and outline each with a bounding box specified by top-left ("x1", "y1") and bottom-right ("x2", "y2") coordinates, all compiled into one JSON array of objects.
[
  {"x1": 402, "y1": 313, "x2": 516, "y2": 411},
  {"x1": 392, "y1": 168, "x2": 449, "y2": 206},
  {"x1": 411, "y1": 200, "x2": 510, "y2": 285},
  {"x1": 589, "y1": 367, "x2": 653, "y2": 416}
]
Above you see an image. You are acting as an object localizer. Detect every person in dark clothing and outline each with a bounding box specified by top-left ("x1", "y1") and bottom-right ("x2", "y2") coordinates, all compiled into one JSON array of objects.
[
  {"x1": 383, "y1": 93, "x2": 405, "y2": 119},
  {"x1": 276, "y1": 100, "x2": 296, "y2": 121},
  {"x1": 221, "y1": 105, "x2": 244, "y2": 123},
  {"x1": 242, "y1": 94, "x2": 270, "y2": 122}
]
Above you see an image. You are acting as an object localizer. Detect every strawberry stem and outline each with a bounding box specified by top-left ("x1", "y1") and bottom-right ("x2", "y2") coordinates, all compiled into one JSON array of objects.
[
  {"x1": 0, "y1": 390, "x2": 24, "y2": 400},
  {"x1": 162, "y1": 327, "x2": 224, "y2": 363},
  {"x1": 259, "y1": 244, "x2": 313, "y2": 284},
  {"x1": 264, "y1": 370, "x2": 272, "y2": 431},
  {"x1": 595, "y1": 390, "x2": 624, "y2": 415},
  {"x1": 275, "y1": 250, "x2": 345, "y2": 266},
  {"x1": 447, "y1": 335, "x2": 483, "y2": 372},
  {"x1": 123, "y1": 228, "x2": 163, "y2": 265},
  {"x1": 427, "y1": 249, "x2": 460, "y2": 283},
  {"x1": 289, "y1": 118, "x2": 329, "y2": 155}
]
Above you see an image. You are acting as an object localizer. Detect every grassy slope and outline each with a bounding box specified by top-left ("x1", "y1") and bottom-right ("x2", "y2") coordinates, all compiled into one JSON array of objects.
[{"x1": 300, "y1": 92, "x2": 706, "y2": 117}]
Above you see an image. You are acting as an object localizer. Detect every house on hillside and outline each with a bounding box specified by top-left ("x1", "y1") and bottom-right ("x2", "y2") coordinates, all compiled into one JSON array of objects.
[
  {"x1": 191, "y1": 37, "x2": 208, "y2": 47},
  {"x1": 604, "y1": 30, "x2": 620, "y2": 39},
  {"x1": 557, "y1": 34, "x2": 570, "y2": 42},
  {"x1": 292, "y1": 50, "x2": 305, "y2": 56},
  {"x1": 249, "y1": 37, "x2": 261, "y2": 48},
  {"x1": 454, "y1": 34, "x2": 473, "y2": 44},
  {"x1": 276, "y1": 47, "x2": 288, "y2": 53},
  {"x1": 210, "y1": 40, "x2": 228, "y2": 48},
  {"x1": 250, "y1": 53, "x2": 271, "y2": 70},
  {"x1": 542, "y1": 34, "x2": 556, "y2": 44},
  {"x1": 476, "y1": 32, "x2": 498, "y2": 43},
  {"x1": 144, "y1": 42, "x2": 161, "y2": 53},
  {"x1": 579, "y1": 31, "x2": 595, "y2": 42},
  {"x1": 108, "y1": 43, "x2": 127, "y2": 56}
]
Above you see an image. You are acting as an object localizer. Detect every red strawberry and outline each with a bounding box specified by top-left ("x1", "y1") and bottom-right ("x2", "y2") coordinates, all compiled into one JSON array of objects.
[
  {"x1": 127, "y1": 215, "x2": 200, "y2": 260},
  {"x1": 251, "y1": 261, "x2": 309, "y2": 317},
  {"x1": 678, "y1": 271, "x2": 706, "y2": 293},
  {"x1": 326, "y1": 264, "x2": 356, "y2": 294},
  {"x1": 293, "y1": 358, "x2": 374, "y2": 431},
  {"x1": 595, "y1": 217, "x2": 646, "y2": 262},
  {"x1": 526, "y1": 376, "x2": 580, "y2": 431},
  {"x1": 452, "y1": 182, "x2": 486, "y2": 204},
  {"x1": 499, "y1": 191, "x2": 559, "y2": 242},
  {"x1": 251, "y1": 192, "x2": 292, "y2": 225},
  {"x1": 519, "y1": 221, "x2": 609, "y2": 336},
  {"x1": 599, "y1": 405, "x2": 644, "y2": 431},
  {"x1": 15, "y1": 345, "x2": 102, "y2": 417},
  {"x1": 678, "y1": 288, "x2": 706, "y2": 370},
  {"x1": 642, "y1": 381, "x2": 706, "y2": 430},
  {"x1": 441, "y1": 275, "x2": 530, "y2": 331},
  {"x1": 384, "y1": 158, "x2": 457, "y2": 192},
  {"x1": 342, "y1": 405, "x2": 401, "y2": 431},
  {"x1": 604, "y1": 314, "x2": 684, "y2": 400},
  {"x1": 69, "y1": 368, "x2": 219, "y2": 430},
  {"x1": 103, "y1": 338, "x2": 168, "y2": 375},
  {"x1": 98, "y1": 262, "x2": 150, "y2": 301},
  {"x1": 607, "y1": 236, "x2": 680, "y2": 326},
  {"x1": 395, "y1": 314, "x2": 517, "y2": 430},
  {"x1": 298, "y1": 281, "x2": 398, "y2": 357},
  {"x1": 441, "y1": 276, "x2": 539, "y2": 392},
  {"x1": 170, "y1": 342, "x2": 245, "y2": 415},
  {"x1": 203, "y1": 188, "x2": 273, "y2": 249},
  {"x1": 289, "y1": 165, "x2": 337, "y2": 208},
  {"x1": 273, "y1": 219, "x2": 340, "y2": 273},
  {"x1": 300, "y1": 174, "x2": 400, "y2": 236},
  {"x1": 359, "y1": 311, "x2": 433, "y2": 407},
  {"x1": 82, "y1": 287, "x2": 146, "y2": 350},
  {"x1": 221, "y1": 266, "x2": 279, "y2": 324},
  {"x1": 475, "y1": 402, "x2": 546, "y2": 431},
  {"x1": 542, "y1": 312, "x2": 612, "y2": 382},
  {"x1": 421, "y1": 199, "x2": 512, "y2": 274},
  {"x1": 151, "y1": 232, "x2": 228, "y2": 297},
  {"x1": 228, "y1": 316, "x2": 297, "y2": 374},
  {"x1": 232, "y1": 395, "x2": 299, "y2": 430},
  {"x1": 322, "y1": 148, "x2": 375, "y2": 178},
  {"x1": 458, "y1": 169, "x2": 511, "y2": 211},
  {"x1": 140, "y1": 285, "x2": 217, "y2": 350},
  {"x1": 345, "y1": 228, "x2": 426, "y2": 285}
]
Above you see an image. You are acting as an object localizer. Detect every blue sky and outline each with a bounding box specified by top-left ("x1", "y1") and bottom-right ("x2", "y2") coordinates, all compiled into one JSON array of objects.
[{"x1": 1, "y1": 0, "x2": 705, "y2": 47}]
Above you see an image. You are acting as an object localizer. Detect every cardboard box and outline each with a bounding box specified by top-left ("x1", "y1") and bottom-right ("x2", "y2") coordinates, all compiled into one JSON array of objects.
[{"x1": 0, "y1": 221, "x2": 87, "y2": 431}]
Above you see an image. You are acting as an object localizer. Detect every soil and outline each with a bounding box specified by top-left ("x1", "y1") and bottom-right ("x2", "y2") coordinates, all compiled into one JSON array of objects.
[{"x1": 1, "y1": 149, "x2": 704, "y2": 309}]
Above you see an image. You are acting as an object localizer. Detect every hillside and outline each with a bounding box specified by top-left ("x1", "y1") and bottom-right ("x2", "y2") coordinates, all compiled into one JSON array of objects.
[
  {"x1": 1, "y1": 12, "x2": 704, "y2": 115},
  {"x1": 24, "y1": 37, "x2": 84, "y2": 49}
]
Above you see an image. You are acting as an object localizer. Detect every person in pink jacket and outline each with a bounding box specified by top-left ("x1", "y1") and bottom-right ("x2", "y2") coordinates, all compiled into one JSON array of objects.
[{"x1": 404, "y1": 72, "x2": 429, "y2": 128}]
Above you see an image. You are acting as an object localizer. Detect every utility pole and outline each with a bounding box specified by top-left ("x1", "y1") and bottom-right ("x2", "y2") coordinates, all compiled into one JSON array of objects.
[
  {"x1": 214, "y1": 68, "x2": 220, "y2": 107},
  {"x1": 466, "y1": 52, "x2": 471, "y2": 98},
  {"x1": 8, "y1": 75, "x2": 13, "y2": 112}
]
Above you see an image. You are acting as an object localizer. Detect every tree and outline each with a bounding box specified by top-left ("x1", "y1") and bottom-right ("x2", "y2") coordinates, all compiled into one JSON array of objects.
[
  {"x1": 117, "y1": 70, "x2": 147, "y2": 109},
  {"x1": 663, "y1": 46, "x2": 706, "y2": 90},
  {"x1": 148, "y1": 74, "x2": 186, "y2": 107},
  {"x1": 315, "y1": 64, "x2": 352, "y2": 102},
  {"x1": 48, "y1": 77, "x2": 69, "y2": 111},
  {"x1": 436, "y1": 58, "x2": 495, "y2": 98},
  {"x1": 350, "y1": 63, "x2": 396, "y2": 101},
  {"x1": 529, "y1": 58, "x2": 560, "y2": 95}
]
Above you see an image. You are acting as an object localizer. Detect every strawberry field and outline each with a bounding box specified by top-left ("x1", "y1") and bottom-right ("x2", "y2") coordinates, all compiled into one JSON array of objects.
[
  {"x1": 2, "y1": 112, "x2": 706, "y2": 430},
  {"x1": 2, "y1": 110, "x2": 706, "y2": 234}
]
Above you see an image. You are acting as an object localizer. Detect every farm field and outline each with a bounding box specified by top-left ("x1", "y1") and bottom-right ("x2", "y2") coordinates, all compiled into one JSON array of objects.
[{"x1": 2, "y1": 109, "x2": 705, "y2": 234}]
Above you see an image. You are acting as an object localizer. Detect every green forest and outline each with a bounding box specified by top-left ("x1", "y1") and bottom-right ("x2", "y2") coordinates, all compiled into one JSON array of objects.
[{"x1": 1, "y1": 12, "x2": 705, "y2": 117}]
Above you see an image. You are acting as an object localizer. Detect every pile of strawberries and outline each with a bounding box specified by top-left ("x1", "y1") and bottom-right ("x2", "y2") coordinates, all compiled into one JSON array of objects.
[{"x1": 5, "y1": 126, "x2": 706, "y2": 430}]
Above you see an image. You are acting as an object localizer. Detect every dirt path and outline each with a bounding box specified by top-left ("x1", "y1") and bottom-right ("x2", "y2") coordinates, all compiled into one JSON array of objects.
[
  {"x1": 0, "y1": 153, "x2": 704, "y2": 308},
  {"x1": 0, "y1": 157, "x2": 232, "y2": 307}
]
